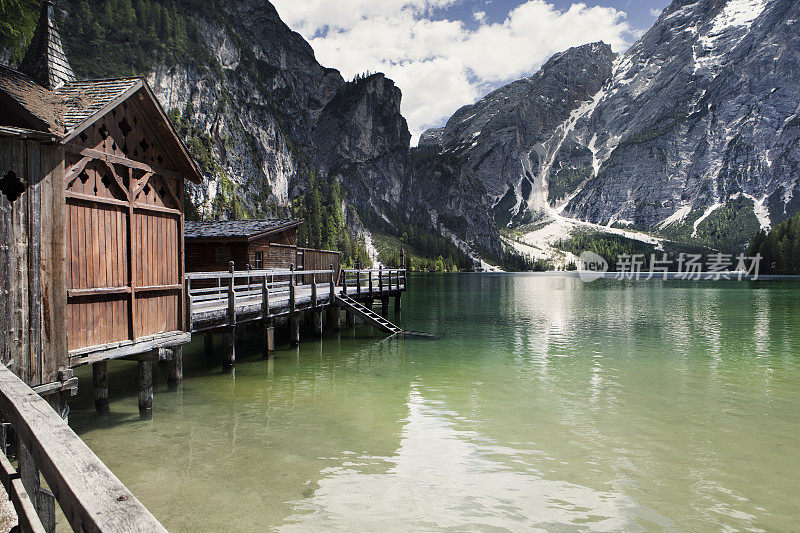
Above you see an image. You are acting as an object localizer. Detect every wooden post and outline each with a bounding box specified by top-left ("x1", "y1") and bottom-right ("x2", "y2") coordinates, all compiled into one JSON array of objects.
[
  {"x1": 18, "y1": 439, "x2": 56, "y2": 532},
  {"x1": 357, "y1": 270, "x2": 361, "y2": 295},
  {"x1": 137, "y1": 361, "x2": 153, "y2": 415},
  {"x1": 311, "y1": 280, "x2": 318, "y2": 308},
  {"x1": 342, "y1": 270, "x2": 348, "y2": 295},
  {"x1": 290, "y1": 264, "x2": 299, "y2": 345},
  {"x1": 264, "y1": 320, "x2": 275, "y2": 358},
  {"x1": 92, "y1": 361, "x2": 109, "y2": 414},
  {"x1": 369, "y1": 269, "x2": 373, "y2": 295},
  {"x1": 313, "y1": 311, "x2": 323, "y2": 337},
  {"x1": 262, "y1": 275, "x2": 270, "y2": 319},
  {"x1": 329, "y1": 264, "x2": 336, "y2": 301},
  {"x1": 185, "y1": 278, "x2": 193, "y2": 332},
  {"x1": 381, "y1": 295, "x2": 389, "y2": 316},
  {"x1": 395, "y1": 294, "x2": 402, "y2": 313},
  {"x1": 388, "y1": 269, "x2": 393, "y2": 292},
  {"x1": 168, "y1": 347, "x2": 183, "y2": 383},
  {"x1": 346, "y1": 308, "x2": 355, "y2": 328},
  {"x1": 204, "y1": 332, "x2": 214, "y2": 356},
  {"x1": 379, "y1": 266, "x2": 383, "y2": 294},
  {"x1": 224, "y1": 329, "x2": 236, "y2": 367},
  {"x1": 228, "y1": 261, "x2": 236, "y2": 327}
]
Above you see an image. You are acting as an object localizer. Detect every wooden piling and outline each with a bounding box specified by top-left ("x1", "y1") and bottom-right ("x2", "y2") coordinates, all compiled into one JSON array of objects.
[
  {"x1": 137, "y1": 361, "x2": 153, "y2": 415},
  {"x1": 290, "y1": 316, "x2": 300, "y2": 345},
  {"x1": 327, "y1": 306, "x2": 340, "y2": 331},
  {"x1": 92, "y1": 361, "x2": 109, "y2": 414},
  {"x1": 395, "y1": 294, "x2": 402, "y2": 313},
  {"x1": 313, "y1": 311, "x2": 323, "y2": 337},
  {"x1": 168, "y1": 347, "x2": 183, "y2": 383},
  {"x1": 204, "y1": 332, "x2": 214, "y2": 356},
  {"x1": 381, "y1": 295, "x2": 389, "y2": 316},
  {"x1": 346, "y1": 309, "x2": 355, "y2": 328},
  {"x1": 224, "y1": 329, "x2": 236, "y2": 367},
  {"x1": 264, "y1": 320, "x2": 275, "y2": 357}
]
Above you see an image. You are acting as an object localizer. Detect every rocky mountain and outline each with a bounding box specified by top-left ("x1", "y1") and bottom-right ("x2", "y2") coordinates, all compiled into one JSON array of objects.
[
  {"x1": 420, "y1": 42, "x2": 615, "y2": 228},
  {"x1": 2, "y1": 0, "x2": 495, "y2": 268},
  {"x1": 422, "y1": 0, "x2": 800, "y2": 253}
]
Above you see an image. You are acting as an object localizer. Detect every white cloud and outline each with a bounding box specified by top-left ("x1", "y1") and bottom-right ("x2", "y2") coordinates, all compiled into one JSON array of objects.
[
  {"x1": 649, "y1": 8, "x2": 663, "y2": 17},
  {"x1": 473, "y1": 10, "x2": 486, "y2": 22},
  {"x1": 271, "y1": 0, "x2": 634, "y2": 144}
]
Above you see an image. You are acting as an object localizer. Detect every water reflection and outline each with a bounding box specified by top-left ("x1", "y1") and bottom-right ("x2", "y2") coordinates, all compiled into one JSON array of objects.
[{"x1": 282, "y1": 384, "x2": 673, "y2": 532}]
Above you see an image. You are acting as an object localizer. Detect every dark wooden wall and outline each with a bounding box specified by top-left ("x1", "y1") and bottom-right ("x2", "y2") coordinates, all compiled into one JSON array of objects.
[
  {"x1": 298, "y1": 248, "x2": 341, "y2": 283},
  {"x1": 64, "y1": 90, "x2": 186, "y2": 353},
  {"x1": 185, "y1": 242, "x2": 248, "y2": 272},
  {"x1": 0, "y1": 137, "x2": 67, "y2": 386}
]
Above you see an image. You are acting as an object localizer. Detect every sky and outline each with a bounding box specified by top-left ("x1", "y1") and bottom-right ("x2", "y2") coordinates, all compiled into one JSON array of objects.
[{"x1": 269, "y1": 0, "x2": 671, "y2": 144}]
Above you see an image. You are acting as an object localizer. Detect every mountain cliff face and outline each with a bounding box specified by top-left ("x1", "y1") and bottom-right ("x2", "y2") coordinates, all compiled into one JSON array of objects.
[
  {"x1": 420, "y1": 42, "x2": 616, "y2": 227},
  {"x1": 422, "y1": 0, "x2": 800, "y2": 253},
  {"x1": 559, "y1": 0, "x2": 800, "y2": 245}
]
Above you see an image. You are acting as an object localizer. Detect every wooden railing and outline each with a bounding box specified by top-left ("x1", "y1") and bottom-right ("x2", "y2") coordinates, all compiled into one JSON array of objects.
[
  {"x1": 341, "y1": 268, "x2": 407, "y2": 296},
  {"x1": 0, "y1": 364, "x2": 166, "y2": 532},
  {"x1": 185, "y1": 264, "x2": 337, "y2": 329}
]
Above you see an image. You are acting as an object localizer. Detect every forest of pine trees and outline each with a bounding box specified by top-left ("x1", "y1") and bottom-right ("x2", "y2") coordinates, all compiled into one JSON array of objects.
[
  {"x1": 747, "y1": 212, "x2": 800, "y2": 274},
  {"x1": 292, "y1": 174, "x2": 371, "y2": 269}
]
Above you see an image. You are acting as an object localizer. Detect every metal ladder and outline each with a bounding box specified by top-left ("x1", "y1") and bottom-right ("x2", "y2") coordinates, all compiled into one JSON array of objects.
[{"x1": 335, "y1": 294, "x2": 403, "y2": 334}]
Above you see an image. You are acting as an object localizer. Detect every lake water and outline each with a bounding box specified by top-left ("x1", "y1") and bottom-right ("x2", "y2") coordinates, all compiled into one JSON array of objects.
[{"x1": 68, "y1": 274, "x2": 800, "y2": 531}]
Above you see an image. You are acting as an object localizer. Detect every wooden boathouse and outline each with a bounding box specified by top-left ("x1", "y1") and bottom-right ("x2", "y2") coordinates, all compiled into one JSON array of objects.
[
  {"x1": 0, "y1": 2, "x2": 192, "y2": 530},
  {"x1": 184, "y1": 218, "x2": 341, "y2": 280},
  {"x1": 0, "y1": 1, "x2": 200, "y2": 408}
]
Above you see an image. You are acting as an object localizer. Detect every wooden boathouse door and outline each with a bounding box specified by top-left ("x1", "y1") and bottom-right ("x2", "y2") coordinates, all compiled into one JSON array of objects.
[{"x1": 64, "y1": 94, "x2": 185, "y2": 355}]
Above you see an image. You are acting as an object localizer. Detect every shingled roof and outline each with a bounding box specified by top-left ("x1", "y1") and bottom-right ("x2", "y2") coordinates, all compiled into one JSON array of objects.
[
  {"x1": 18, "y1": 1, "x2": 75, "y2": 90},
  {"x1": 0, "y1": 65, "x2": 66, "y2": 132},
  {"x1": 56, "y1": 77, "x2": 141, "y2": 131},
  {"x1": 185, "y1": 219, "x2": 304, "y2": 240}
]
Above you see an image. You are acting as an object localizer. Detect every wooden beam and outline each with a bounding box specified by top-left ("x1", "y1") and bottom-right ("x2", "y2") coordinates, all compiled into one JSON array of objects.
[
  {"x1": 68, "y1": 332, "x2": 191, "y2": 367},
  {"x1": 67, "y1": 286, "x2": 131, "y2": 298},
  {"x1": 64, "y1": 146, "x2": 185, "y2": 182}
]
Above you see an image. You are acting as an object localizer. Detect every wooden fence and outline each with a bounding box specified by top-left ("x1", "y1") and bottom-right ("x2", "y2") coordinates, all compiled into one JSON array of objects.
[
  {"x1": 0, "y1": 364, "x2": 165, "y2": 532},
  {"x1": 341, "y1": 268, "x2": 407, "y2": 296}
]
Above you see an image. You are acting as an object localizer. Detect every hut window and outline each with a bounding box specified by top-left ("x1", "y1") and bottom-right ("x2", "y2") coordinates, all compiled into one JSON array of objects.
[
  {"x1": 254, "y1": 251, "x2": 263, "y2": 269},
  {"x1": 216, "y1": 247, "x2": 227, "y2": 263},
  {"x1": 0, "y1": 170, "x2": 25, "y2": 203}
]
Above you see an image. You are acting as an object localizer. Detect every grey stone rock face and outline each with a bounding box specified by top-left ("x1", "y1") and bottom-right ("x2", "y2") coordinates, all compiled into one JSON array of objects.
[
  {"x1": 558, "y1": 0, "x2": 800, "y2": 238},
  {"x1": 419, "y1": 42, "x2": 615, "y2": 226}
]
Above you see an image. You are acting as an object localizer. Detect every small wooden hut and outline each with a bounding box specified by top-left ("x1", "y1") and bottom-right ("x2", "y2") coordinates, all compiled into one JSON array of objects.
[
  {"x1": 0, "y1": 2, "x2": 201, "y2": 393},
  {"x1": 184, "y1": 219, "x2": 341, "y2": 282}
]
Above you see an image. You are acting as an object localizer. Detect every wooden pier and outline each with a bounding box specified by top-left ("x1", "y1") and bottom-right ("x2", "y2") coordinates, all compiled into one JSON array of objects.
[{"x1": 186, "y1": 265, "x2": 407, "y2": 363}]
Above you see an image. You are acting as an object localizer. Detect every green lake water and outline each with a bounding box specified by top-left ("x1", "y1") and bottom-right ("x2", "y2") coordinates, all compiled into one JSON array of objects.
[{"x1": 68, "y1": 274, "x2": 800, "y2": 531}]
